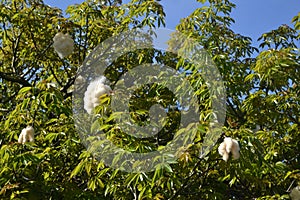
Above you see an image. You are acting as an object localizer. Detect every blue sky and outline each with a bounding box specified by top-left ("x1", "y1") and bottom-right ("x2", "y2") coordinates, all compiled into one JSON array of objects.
[{"x1": 44, "y1": 0, "x2": 299, "y2": 46}]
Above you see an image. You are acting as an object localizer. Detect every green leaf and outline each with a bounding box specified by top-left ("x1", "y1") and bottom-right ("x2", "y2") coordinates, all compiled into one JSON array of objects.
[
  {"x1": 18, "y1": 87, "x2": 32, "y2": 94},
  {"x1": 70, "y1": 160, "x2": 85, "y2": 178}
]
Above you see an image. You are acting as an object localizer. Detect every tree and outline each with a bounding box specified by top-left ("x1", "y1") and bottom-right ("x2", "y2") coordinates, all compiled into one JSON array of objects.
[{"x1": 0, "y1": 0, "x2": 299, "y2": 199}]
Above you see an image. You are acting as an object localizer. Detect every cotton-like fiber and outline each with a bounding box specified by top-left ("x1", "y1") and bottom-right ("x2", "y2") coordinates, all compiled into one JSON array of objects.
[
  {"x1": 84, "y1": 76, "x2": 112, "y2": 114},
  {"x1": 218, "y1": 141, "x2": 229, "y2": 161},
  {"x1": 53, "y1": 32, "x2": 74, "y2": 58},
  {"x1": 18, "y1": 126, "x2": 35, "y2": 144},
  {"x1": 218, "y1": 137, "x2": 240, "y2": 161}
]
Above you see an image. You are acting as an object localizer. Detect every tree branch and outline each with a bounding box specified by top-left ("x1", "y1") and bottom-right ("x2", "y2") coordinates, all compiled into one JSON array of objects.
[{"x1": 0, "y1": 71, "x2": 31, "y2": 86}]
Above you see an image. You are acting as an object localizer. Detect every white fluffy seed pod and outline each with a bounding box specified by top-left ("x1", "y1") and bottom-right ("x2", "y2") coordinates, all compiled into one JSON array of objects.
[
  {"x1": 53, "y1": 32, "x2": 74, "y2": 59},
  {"x1": 290, "y1": 186, "x2": 300, "y2": 200},
  {"x1": 218, "y1": 141, "x2": 229, "y2": 161},
  {"x1": 84, "y1": 76, "x2": 112, "y2": 114},
  {"x1": 218, "y1": 137, "x2": 240, "y2": 161},
  {"x1": 18, "y1": 126, "x2": 35, "y2": 144}
]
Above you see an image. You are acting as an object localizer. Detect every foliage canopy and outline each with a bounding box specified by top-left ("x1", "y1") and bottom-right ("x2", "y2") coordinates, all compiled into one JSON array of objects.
[{"x1": 0, "y1": 0, "x2": 299, "y2": 199}]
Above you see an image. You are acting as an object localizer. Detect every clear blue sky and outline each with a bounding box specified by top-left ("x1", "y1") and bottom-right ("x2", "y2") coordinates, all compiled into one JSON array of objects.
[{"x1": 44, "y1": 0, "x2": 299, "y2": 46}]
